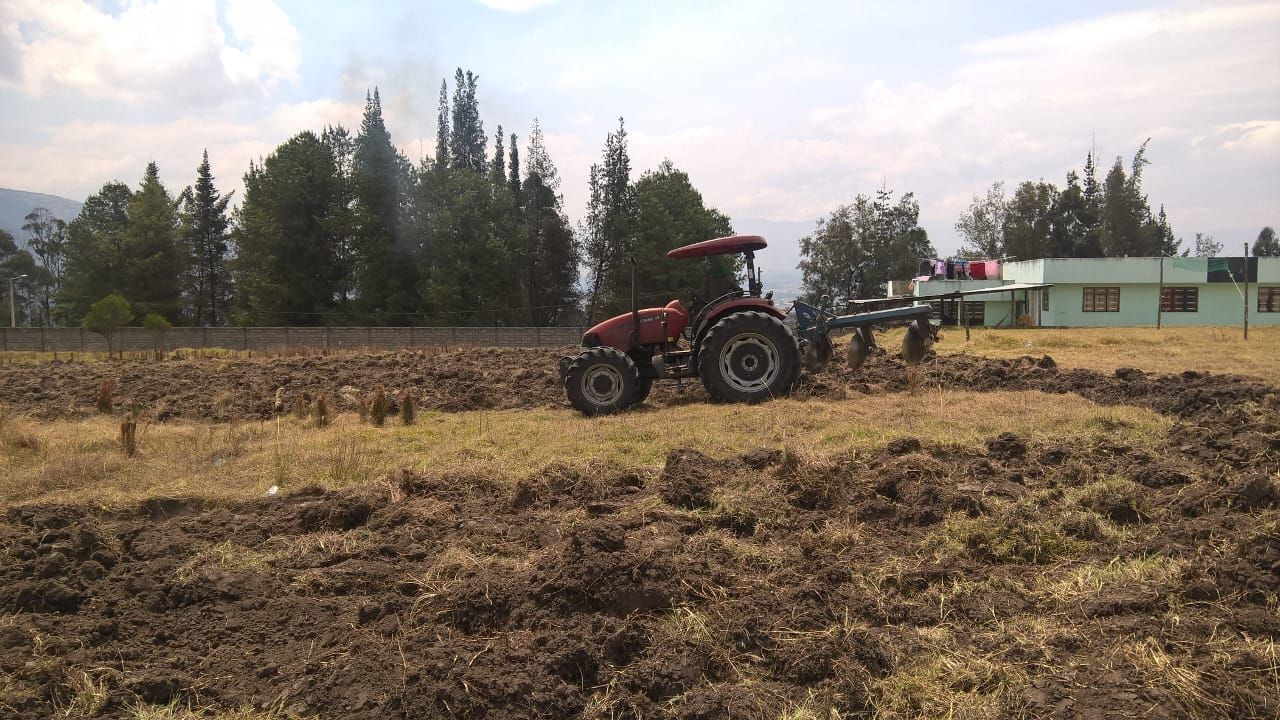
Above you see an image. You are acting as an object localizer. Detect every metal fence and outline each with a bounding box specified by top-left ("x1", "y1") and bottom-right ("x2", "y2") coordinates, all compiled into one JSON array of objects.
[{"x1": 0, "y1": 326, "x2": 586, "y2": 353}]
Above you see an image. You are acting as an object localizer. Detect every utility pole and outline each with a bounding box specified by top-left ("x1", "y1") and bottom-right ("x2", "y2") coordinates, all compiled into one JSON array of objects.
[
  {"x1": 1243, "y1": 242, "x2": 1250, "y2": 340},
  {"x1": 8, "y1": 274, "x2": 27, "y2": 328}
]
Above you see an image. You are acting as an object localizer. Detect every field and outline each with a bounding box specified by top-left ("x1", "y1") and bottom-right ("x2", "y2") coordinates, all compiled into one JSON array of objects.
[{"x1": 0, "y1": 330, "x2": 1277, "y2": 719}]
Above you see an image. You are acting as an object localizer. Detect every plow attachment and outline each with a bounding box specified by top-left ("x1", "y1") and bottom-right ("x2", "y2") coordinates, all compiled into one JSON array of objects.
[{"x1": 793, "y1": 301, "x2": 937, "y2": 373}]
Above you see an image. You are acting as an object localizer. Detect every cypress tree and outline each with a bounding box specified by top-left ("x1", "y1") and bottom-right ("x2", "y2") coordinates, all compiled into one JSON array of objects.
[
  {"x1": 124, "y1": 162, "x2": 184, "y2": 322},
  {"x1": 449, "y1": 69, "x2": 486, "y2": 172},
  {"x1": 521, "y1": 120, "x2": 579, "y2": 325},
  {"x1": 353, "y1": 88, "x2": 418, "y2": 322},
  {"x1": 507, "y1": 132, "x2": 521, "y2": 203},
  {"x1": 490, "y1": 125, "x2": 506, "y2": 189},
  {"x1": 583, "y1": 117, "x2": 637, "y2": 318},
  {"x1": 321, "y1": 124, "x2": 357, "y2": 312},
  {"x1": 177, "y1": 150, "x2": 233, "y2": 325},
  {"x1": 435, "y1": 79, "x2": 449, "y2": 165}
]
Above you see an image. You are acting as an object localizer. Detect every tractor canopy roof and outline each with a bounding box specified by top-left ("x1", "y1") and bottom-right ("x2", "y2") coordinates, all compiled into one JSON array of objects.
[{"x1": 667, "y1": 234, "x2": 767, "y2": 260}]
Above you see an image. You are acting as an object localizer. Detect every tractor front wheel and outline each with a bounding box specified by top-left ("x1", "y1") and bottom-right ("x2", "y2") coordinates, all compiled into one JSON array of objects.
[
  {"x1": 698, "y1": 311, "x2": 801, "y2": 403},
  {"x1": 564, "y1": 347, "x2": 639, "y2": 416}
]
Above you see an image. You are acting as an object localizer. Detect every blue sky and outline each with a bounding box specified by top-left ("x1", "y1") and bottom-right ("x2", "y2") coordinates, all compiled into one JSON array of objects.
[{"x1": 2, "y1": 0, "x2": 1278, "y2": 279}]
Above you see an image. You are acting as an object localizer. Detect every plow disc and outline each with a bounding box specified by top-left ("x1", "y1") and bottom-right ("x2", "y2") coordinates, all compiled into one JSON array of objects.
[
  {"x1": 901, "y1": 319, "x2": 936, "y2": 365},
  {"x1": 846, "y1": 328, "x2": 871, "y2": 371},
  {"x1": 805, "y1": 333, "x2": 833, "y2": 373}
]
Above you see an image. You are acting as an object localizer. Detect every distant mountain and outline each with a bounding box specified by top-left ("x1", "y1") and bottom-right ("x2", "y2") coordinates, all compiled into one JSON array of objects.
[{"x1": 0, "y1": 188, "x2": 83, "y2": 250}]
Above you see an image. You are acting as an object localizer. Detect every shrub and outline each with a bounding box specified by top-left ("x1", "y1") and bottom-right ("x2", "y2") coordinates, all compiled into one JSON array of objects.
[{"x1": 83, "y1": 293, "x2": 132, "y2": 359}]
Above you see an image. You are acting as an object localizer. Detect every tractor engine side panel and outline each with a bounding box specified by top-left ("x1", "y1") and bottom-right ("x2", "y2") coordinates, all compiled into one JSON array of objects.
[{"x1": 583, "y1": 306, "x2": 688, "y2": 350}]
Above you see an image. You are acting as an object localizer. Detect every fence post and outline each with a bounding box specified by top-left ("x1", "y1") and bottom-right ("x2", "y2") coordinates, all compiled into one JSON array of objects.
[
  {"x1": 1, "y1": 327, "x2": 6, "y2": 352},
  {"x1": 451, "y1": 327, "x2": 457, "y2": 345},
  {"x1": 242, "y1": 327, "x2": 248, "y2": 350},
  {"x1": 326, "y1": 326, "x2": 332, "y2": 349},
  {"x1": 39, "y1": 325, "x2": 46, "y2": 352},
  {"x1": 366, "y1": 326, "x2": 373, "y2": 349},
  {"x1": 202, "y1": 326, "x2": 208, "y2": 349},
  {"x1": 284, "y1": 326, "x2": 290, "y2": 350},
  {"x1": 535, "y1": 327, "x2": 541, "y2": 346}
]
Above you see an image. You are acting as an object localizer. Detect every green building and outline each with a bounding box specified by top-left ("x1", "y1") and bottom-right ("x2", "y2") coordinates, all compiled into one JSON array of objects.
[{"x1": 913, "y1": 257, "x2": 1279, "y2": 328}]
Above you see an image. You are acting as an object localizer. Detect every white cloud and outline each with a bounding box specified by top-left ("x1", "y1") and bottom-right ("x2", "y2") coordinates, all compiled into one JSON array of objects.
[
  {"x1": 550, "y1": 2, "x2": 1280, "y2": 253},
  {"x1": 1217, "y1": 121, "x2": 1280, "y2": 153},
  {"x1": 1, "y1": 0, "x2": 300, "y2": 104}
]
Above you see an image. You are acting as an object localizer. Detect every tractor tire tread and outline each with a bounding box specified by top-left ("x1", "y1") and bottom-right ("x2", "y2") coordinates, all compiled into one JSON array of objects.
[
  {"x1": 564, "y1": 347, "x2": 639, "y2": 416},
  {"x1": 697, "y1": 310, "x2": 801, "y2": 403}
]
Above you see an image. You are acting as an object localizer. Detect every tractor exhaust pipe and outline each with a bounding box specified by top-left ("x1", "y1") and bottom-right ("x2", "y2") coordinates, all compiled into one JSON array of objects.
[{"x1": 629, "y1": 256, "x2": 640, "y2": 349}]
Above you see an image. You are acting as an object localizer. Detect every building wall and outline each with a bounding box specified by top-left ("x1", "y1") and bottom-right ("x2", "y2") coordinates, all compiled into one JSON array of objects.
[
  {"x1": 1042, "y1": 283, "x2": 1276, "y2": 327},
  {"x1": 916, "y1": 256, "x2": 1280, "y2": 328}
]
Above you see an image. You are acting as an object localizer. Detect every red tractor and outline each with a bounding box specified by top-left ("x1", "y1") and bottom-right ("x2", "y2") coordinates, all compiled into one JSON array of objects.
[{"x1": 560, "y1": 235, "x2": 802, "y2": 415}]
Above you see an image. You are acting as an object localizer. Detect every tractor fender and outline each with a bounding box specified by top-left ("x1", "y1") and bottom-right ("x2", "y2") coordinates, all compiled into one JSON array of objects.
[{"x1": 692, "y1": 298, "x2": 789, "y2": 350}]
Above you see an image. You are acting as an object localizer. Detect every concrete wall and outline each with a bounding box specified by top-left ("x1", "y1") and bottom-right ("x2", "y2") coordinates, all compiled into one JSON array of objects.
[
  {"x1": 1040, "y1": 284, "x2": 1276, "y2": 327},
  {"x1": 0, "y1": 326, "x2": 586, "y2": 353}
]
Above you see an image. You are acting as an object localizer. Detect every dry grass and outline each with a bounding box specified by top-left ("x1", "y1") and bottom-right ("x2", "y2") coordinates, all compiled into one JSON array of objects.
[
  {"x1": 0, "y1": 391, "x2": 1169, "y2": 507},
  {"x1": 131, "y1": 703, "x2": 301, "y2": 720},
  {"x1": 928, "y1": 326, "x2": 1280, "y2": 379}
]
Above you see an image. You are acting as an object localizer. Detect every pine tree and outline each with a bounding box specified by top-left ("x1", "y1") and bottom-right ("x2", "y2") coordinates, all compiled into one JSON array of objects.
[
  {"x1": 353, "y1": 88, "x2": 418, "y2": 322},
  {"x1": 322, "y1": 124, "x2": 358, "y2": 312},
  {"x1": 490, "y1": 126, "x2": 506, "y2": 190},
  {"x1": 232, "y1": 132, "x2": 345, "y2": 324},
  {"x1": 58, "y1": 182, "x2": 133, "y2": 322},
  {"x1": 520, "y1": 120, "x2": 579, "y2": 325},
  {"x1": 1048, "y1": 171, "x2": 1087, "y2": 257},
  {"x1": 448, "y1": 69, "x2": 486, "y2": 172},
  {"x1": 507, "y1": 132, "x2": 521, "y2": 203},
  {"x1": 583, "y1": 117, "x2": 638, "y2": 318},
  {"x1": 1255, "y1": 226, "x2": 1279, "y2": 256},
  {"x1": 1155, "y1": 205, "x2": 1180, "y2": 256},
  {"x1": 632, "y1": 160, "x2": 735, "y2": 304},
  {"x1": 124, "y1": 162, "x2": 184, "y2": 322},
  {"x1": 177, "y1": 150, "x2": 233, "y2": 325},
  {"x1": 1001, "y1": 181, "x2": 1057, "y2": 260},
  {"x1": 1078, "y1": 151, "x2": 1103, "y2": 256},
  {"x1": 435, "y1": 79, "x2": 449, "y2": 165}
]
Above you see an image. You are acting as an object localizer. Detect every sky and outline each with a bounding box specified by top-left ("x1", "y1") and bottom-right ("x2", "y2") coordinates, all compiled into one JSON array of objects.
[{"x1": 1, "y1": 0, "x2": 1278, "y2": 280}]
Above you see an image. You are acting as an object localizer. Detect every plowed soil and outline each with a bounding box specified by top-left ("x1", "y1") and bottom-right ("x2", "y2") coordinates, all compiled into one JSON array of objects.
[
  {"x1": 0, "y1": 346, "x2": 1275, "y2": 421},
  {"x1": 2, "y1": 347, "x2": 1278, "y2": 718}
]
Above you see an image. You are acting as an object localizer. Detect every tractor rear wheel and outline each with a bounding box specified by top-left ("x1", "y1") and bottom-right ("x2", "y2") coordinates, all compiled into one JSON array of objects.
[
  {"x1": 564, "y1": 347, "x2": 639, "y2": 416},
  {"x1": 698, "y1": 311, "x2": 801, "y2": 403}
]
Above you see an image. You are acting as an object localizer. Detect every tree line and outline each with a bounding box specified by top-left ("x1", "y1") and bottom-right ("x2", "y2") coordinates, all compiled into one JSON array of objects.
[
  {"x1": 6, "y1": 109, "x2": 1278, "y2": 328},
  {"x1": 1, "y1": 69, "x2": 738, "y2": 328},
  {"x1": 793, "y1": 142, "x2": 1279, "y2": 304},
  {"x1": 954, "y1": 142, "x2": 1279, "y2": 261}
]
